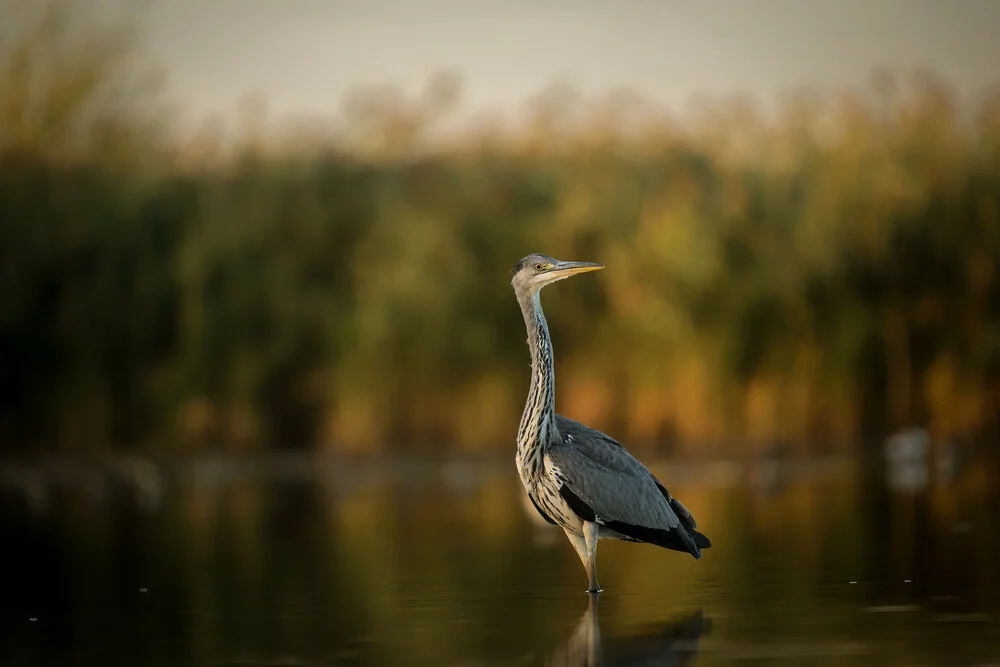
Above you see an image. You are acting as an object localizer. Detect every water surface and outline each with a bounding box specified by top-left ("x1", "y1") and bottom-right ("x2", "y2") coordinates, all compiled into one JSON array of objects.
[{"x1": 2, "y1": 455, "x2": 999, "y2": 666}]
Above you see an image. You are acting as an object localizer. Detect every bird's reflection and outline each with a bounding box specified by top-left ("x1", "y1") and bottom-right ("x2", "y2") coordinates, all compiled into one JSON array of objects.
[{"x1": 545, "y1": 593, "x2": 711, "y2": 667}]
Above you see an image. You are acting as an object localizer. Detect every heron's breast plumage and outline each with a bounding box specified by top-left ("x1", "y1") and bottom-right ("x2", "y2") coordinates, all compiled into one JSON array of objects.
[
  {"x1": 525, "y1": 475, "x2": 582, "y2": 533},
  {"x1": 515, "y1": 450, "x2": 585, "y2": 533}
]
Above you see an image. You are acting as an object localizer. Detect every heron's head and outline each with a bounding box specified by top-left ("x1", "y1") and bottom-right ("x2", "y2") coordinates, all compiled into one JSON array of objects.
[{"x1": 510, "y1": 253, "x2": 603, "y2": 296}]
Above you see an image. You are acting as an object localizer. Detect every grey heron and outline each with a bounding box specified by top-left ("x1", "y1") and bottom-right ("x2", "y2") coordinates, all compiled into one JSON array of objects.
[{"x1": 511, "y1": 253, "x2": 711, "y2": 592}]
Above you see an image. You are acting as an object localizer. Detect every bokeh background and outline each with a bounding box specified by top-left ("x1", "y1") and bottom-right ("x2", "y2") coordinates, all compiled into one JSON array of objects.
[
  {"x1": 4, "y1": 0, "x2": 1000, "y2": 460},
  {"x1": 3, "y1": 2, "x2": 1000, "y2": 664}
]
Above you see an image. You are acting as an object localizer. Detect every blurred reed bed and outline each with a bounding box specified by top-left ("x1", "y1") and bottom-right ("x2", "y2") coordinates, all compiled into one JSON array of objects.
[{"x1": 2, "y1": 0, "x2": 1000, "y2": 458}]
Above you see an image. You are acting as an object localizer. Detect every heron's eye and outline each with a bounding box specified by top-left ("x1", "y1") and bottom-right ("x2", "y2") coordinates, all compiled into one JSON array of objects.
[{"x1": 534, "y1": 263, "x2": 545, "y2": 271}]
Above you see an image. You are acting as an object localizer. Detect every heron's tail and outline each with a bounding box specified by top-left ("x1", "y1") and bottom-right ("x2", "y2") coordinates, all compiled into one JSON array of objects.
[
  {"x1": 604, "y1": 519, "x2": 707, "y2": 558},
  {"x1": 664, "y1": 494, "x2": 711, "y2": 554},
  {"x1": 690, "y1": 529, "x2": 712, "y2": 550}
]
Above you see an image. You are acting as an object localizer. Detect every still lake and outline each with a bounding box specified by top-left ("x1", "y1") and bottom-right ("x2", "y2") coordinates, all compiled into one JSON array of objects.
[{"x1": 2, "y1": 452, "x2": 999, "y2": 666}]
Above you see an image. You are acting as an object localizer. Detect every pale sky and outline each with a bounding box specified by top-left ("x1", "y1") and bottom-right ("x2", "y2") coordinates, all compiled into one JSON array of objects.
[{"x1": 141, "y1": 0, "x2": 1000, "y2": 126}]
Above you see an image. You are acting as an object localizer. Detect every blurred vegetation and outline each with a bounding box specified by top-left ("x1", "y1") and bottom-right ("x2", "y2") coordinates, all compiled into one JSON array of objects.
[{"x1": 3, "y1": 0, "x2": 1000, "y2": 457}]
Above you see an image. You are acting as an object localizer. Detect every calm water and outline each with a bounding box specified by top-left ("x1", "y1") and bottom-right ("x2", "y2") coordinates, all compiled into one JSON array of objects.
[{"x1": 2, "y1": 453, "x2": 999, "y2": 666}]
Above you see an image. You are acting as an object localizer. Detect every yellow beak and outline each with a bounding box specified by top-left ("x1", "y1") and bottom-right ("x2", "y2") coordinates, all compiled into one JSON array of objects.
[{"x1": 549, "y1": 261, "x2": 604, "y2": 278}]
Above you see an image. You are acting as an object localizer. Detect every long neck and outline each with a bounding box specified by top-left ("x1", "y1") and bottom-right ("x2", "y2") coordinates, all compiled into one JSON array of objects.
[{"x1": 516, "y1": 289, "x2": 558, "y2": 478}]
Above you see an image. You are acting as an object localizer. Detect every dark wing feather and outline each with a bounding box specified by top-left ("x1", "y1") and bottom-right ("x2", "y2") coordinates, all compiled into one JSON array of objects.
[{"x1": 655, "y1": 481, "x2": 711, "y2": 548}]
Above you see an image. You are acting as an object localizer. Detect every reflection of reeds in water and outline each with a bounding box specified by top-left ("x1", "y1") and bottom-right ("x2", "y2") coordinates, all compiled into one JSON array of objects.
[
  {"x1": 545, "y1": 593, "x2": 710, "y2": 667},
  {"x1": 5, "y1": 453, "x2": 1000, "y2": 666}
]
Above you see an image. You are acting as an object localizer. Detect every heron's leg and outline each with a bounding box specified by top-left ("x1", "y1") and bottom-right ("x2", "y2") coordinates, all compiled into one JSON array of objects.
[
  {"x1": 582, "y1": 521, "x2": 602, "y2": 593},
  {"x1": 563, "y1": 529, "x2": 588, "y2": 567},
  {"x1": 563, "y1": 528, "x2": 594, "y2": 592},
  {"x1": 564, "y1": 523, "x2": 602, "y2": 592}
]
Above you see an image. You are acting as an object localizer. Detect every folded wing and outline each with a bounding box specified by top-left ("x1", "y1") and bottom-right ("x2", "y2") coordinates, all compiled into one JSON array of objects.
[{"x1": 547, "y1": 415, "x2": 708, "y2": 557}]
